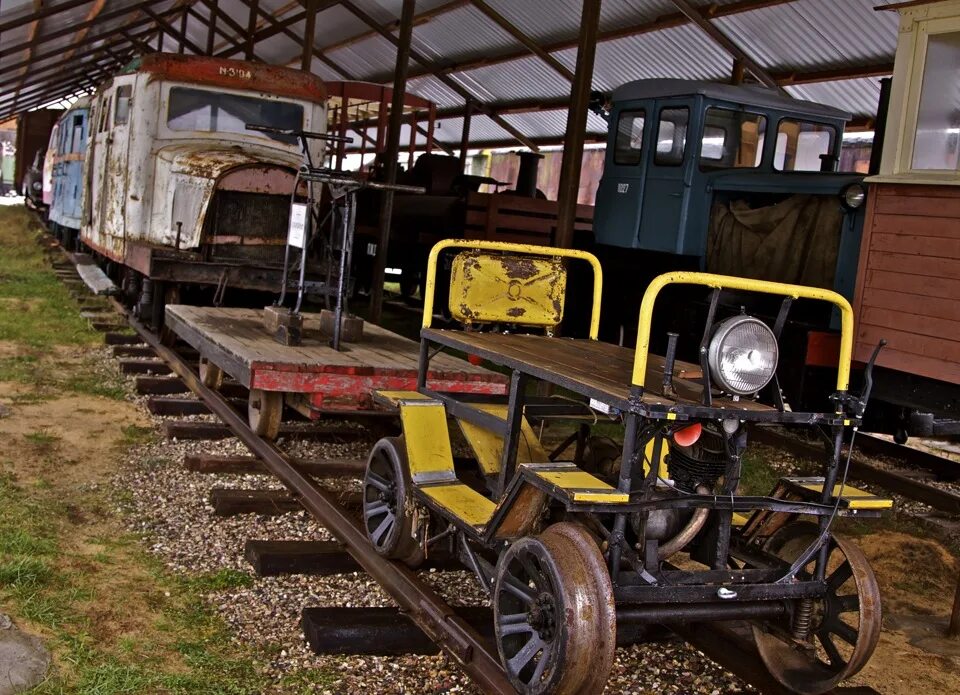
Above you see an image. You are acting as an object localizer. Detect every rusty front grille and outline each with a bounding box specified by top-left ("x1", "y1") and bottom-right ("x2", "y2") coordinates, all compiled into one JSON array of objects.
[{"x1": 204, "y1": 190, "x2": 290, "y2": 264}]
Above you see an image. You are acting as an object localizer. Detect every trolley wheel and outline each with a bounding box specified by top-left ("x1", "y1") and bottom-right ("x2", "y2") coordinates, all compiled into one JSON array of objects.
[
  {"x1": 361, "y1": 437, "x2": 424, "y2": 567},
  {"x1": 493, "y1": 522, "x2": 616, "y2": 695},
  {"x1": 248, "y1": 389, "x2": 282, "y2": 439},
  {"x1": 753, "y1": 525, "x2": 882, "y2": 695},
  {"x1": 198, "y1": 358, "x2": 223, "y2": 390}
]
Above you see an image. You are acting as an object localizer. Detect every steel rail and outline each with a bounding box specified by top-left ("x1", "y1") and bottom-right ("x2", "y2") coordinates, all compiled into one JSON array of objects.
[
  {"x1": 750, "y1": 426, "x2": 960, "y2": 515},
  {"x1": 106, "y1": 300, "x2": 515, "y2": 695}
]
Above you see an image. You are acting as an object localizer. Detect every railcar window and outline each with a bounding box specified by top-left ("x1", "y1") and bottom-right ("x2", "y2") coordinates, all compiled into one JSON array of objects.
[
  {"x1": 912, "y1": 30, "x2": 960, "y2": 170},
  {"x1": 115, "y1": 85, "x2": 132, "y2": 126},
  {"x1": 699, "y1": 108, "x2": 766, "y2": 169},
  {"x1": 774, "y1": 119, "x2": 836, "y2": 171},
  {"x1": 654, "y1": 107, "x2": 689, "y2": 166},
  {"x1": 166, "y1": 87, "x2": 302, "y2": 145},
  {"x1": 70, "y1": 115, "x2": 84, "y2": 153},
  {"x1": 614, "y1": 109, "x2": 646, "y2": 165},
  {"x1": 97, "y1": 97, "x2": 111, "y2": 133}
]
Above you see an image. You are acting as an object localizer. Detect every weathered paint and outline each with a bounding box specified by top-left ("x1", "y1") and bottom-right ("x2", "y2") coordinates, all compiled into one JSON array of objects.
[
  {"x1": 48, "y1": 98, "x2": 91, "y2": 231},
  {"x1": 132, "y1": 53, "x2": 327, "y2": 105},
  {"x1": 79, "y1": 53, "x2": 326, "y2": 269}
]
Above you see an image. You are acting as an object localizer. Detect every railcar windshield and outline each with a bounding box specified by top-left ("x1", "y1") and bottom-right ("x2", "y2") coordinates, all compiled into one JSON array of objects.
[
  {"x1": 166, "y1": 87, "x2": 303, "y2": 145},
  {"x1": 699, "y1": 107, "x2": 767, "y2": 170}
]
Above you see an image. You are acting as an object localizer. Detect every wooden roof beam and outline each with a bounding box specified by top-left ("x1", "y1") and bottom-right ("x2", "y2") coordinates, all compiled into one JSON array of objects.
[
  {"x1": 340, "y1": 0, "x2": 539, "y2": 152},
  {"x1": 0, "y1": 0, "x2": 159, "y2": 60},
  {"x1": 670, "y1": 0, "x2": 783, "y2": 91},
  {"x1": 0, "y1": 0, "x2": 92, "y2": 34},
  {"x1": 63, "y1": 0, "x2": 107, "y2": 61},
  {"x1": 142, "y1": 7, "x2": 206, "y2": 56},
  {"x1": 468, "y1": 0, "x2": 574, "y2": 81}
]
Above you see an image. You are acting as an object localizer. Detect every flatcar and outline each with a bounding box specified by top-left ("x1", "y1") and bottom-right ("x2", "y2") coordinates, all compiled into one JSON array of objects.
[
  {"x1": 46, "y1": 97, "x2": 91, "y2": 248},
  {"x1": 366, "y1": 239, "x2": 890, "y2": 695},
  {"x1": 76, "y1": 53, "x2": 328, "y2": 322}
]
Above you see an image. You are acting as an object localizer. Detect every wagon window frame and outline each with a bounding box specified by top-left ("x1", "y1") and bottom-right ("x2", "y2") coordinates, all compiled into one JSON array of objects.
[
  {"x1": 613, "y1": 109, "x2": 646, "y2": 166},
  {"x1": 114, "y1": 85, "x2": 133, "y2": 127},
  {"x1": 772, "y1": 118, "x2": 837, "y2": 172},
  {"x1": 698, "y1": 107, "x2": 768, "y2": 171},
  {"x1": 654, "y1": 106, "x2": 690, "y2": 167},
  {"x1": 164, "y1": 86, "x2": 304, "y2": 146}
]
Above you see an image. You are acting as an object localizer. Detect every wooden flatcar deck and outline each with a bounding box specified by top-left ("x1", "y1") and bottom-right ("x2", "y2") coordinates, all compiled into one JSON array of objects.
[
  {"x1": 422, "y1": 328, "x2": 771, "y2": 415},
  {"x1": 165, "y1": 306, "x2": 507, "y2": 412}
]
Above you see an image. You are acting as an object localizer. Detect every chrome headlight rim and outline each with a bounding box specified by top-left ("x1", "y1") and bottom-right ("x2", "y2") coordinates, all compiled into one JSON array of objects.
[
  {"x1": 707, "y1": 315, "x2": 779, "y2": 396},
  {"x1": 841, "y1": 182, "x2": 866, "y2": 210}
]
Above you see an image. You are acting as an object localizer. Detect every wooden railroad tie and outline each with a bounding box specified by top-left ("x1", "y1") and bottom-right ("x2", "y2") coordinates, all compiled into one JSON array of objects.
[
  {"x1": 207, "y1": 488, "x2": 361, "y2": 516},
  {"x1": 118, "y1": 359, "x2": 171, "y2": 375},
  {"x1": 184, "y1": 454, "x2": 365, "y2": 478},
  {"x1": 104, "y1": 332, "x2": 144, "y2": 346},
  {"x1": 164, "y1": 420, "x2": 366, "y2": 442},
  {"x1": 244, "y1": 540, "x2": 461, "y2": 577}
]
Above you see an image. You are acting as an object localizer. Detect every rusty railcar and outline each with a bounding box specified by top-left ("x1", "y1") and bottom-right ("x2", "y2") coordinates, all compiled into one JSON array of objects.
[{"x1": 78, "y1": 53, "x2": 327, "y2": 317}]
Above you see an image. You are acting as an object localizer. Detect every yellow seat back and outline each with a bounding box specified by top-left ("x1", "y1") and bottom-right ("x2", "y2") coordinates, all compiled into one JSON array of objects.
[{"x1": 448, "y1": 251, "x2": 566, "y2": 328}]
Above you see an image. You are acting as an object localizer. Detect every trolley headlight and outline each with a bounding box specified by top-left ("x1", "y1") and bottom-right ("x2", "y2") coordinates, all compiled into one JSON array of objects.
[
  {"x1": 707, "y1": 316, "x2": 778, "y2": 396},
  {"x1": 841, "y1": 183, "x2": 866, "y2": 210}
]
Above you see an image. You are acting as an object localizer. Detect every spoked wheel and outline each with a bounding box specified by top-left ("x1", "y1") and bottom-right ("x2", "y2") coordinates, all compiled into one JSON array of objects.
[
  {"x1": 753, "y1": 524, "x2": 882, "y2": 695},
  {"x1": 362, "y1": 437, "x2": 424, "y2": 567},
  {"x1": 199, "y1": 358, "x2": 223, "y2": 390},
  {"x1": 248, "y1": 388, "x2": 282, "y2": 439},
  {"x1": 493, "y1": 522, "x2": 616, "y2": 695}
]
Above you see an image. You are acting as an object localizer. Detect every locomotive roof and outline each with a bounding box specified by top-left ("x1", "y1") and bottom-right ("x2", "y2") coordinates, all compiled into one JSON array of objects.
[
  {"x1": 611, "y1": 79, "x2": 852, "y2": 122},
  {"x1": 118, "y1": 53, "x2": 327, "y2": 104}
]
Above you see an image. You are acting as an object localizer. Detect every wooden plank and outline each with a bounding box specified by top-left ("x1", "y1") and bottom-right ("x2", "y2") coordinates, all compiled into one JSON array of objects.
[
  {"x1": 875, "y1": 183, "x2": 960, "y2": 199},
  {"x1": 861, "y1": 306, "x2": 960, "y2": 344},
  {"x1": 860, "y1": 287, "x2": 960, "y2": 323},
  {"x1": 875, "y1": 192, "x2": 960, "y2": 218},
  {"x1": 869, "y1": 212, "x2": 960, "y2": 239},
  {"x1": 854, "y1": 338, "x2": 960, "y2": 385},
  {"x1": 864, "y1": 269, "x2": 960, "y2": 301},
  {"x1": 869, "y1": 232, "x2": 960, "y2": 260},
  {"x1": 866, "y1": 250, "x2": 960, "y2": 280},
  {"x1": 857, "y1": 324, "x2": 960, "y2": 363}
]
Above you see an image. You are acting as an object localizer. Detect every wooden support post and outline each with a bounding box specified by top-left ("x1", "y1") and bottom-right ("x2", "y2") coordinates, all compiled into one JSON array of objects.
[
  {"x1": 731, "y1": 57, "x2": 745, "y2": 85},
  {"x1": 459, "y1": 98, "x2": 473, "y2": 171},
  {"x1": 157, "y1": 29, "x2": 163, "y2": 52},
  {"x1": 245, "y1": 0, "x2": 259, "y2": 61},
  {"x1": 337, "y1": 105, "x2": 349, "y2": 170},
  {"x1": 408, "y1": 110, "x2": 417, "y2": 168},
  {"x1": 368, "y1": 0, "x2": 415, "y2": 324},
  {"x1": 301, "y1": 0, "x2": 318, "y2": 71},
  {"x1": 555, "y1": 0, "x2": 601, "y2": 249},
  {"x1": 206, "y1": 0, "x2": 218, "y2": 55},
  {"x1": 179, "y1": 10, "x2": 188, "y2": 54},
  {"x1": 426, "y1": 104, "x2": 436, "y2": 154}
]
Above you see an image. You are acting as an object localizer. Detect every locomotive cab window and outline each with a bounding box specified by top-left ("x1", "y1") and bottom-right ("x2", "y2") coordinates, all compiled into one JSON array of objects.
[
  {"x1": 774, "y1": 119, "x2": 836, "y2": 171},
  {"x1": 114, "y1": 85, "x2": 132, "y2": 126},
  {"x1": 166, "y1": 87, "x2": 303, "y2": 145},
  {"x1": 97, "y1": 97, "x2": 111, "y2": 133},
  {"x1": 699, "y1": 108, "x2": 767, "y2": 169},
  {"x1": 654, "y1": 107, "x2": 689, "y2": 166},
  {"x1": 614, "y1": 109, "x2": 646, "y2": 165},
  {"x1": 70, "y1": 114, "x2": 84, "y2": 153}
]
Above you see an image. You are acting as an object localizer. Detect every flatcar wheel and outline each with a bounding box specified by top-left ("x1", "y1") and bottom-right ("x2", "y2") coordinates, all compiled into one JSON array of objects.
[
  {"x1": 248, "y1": 389, "x2": 282, "y2": 439},
  {"x1": 199, "y1": 358, "x2": 223, "y2": 390},
  {"x1": 494, "y1": 522, "x2": 616, "y2": 695},
  {"x1": 753, "y1": 528, "x2": 882, "y2": 695},
  {"x1": 362, "y1": 437, "x2": 424, "y2": 567}
]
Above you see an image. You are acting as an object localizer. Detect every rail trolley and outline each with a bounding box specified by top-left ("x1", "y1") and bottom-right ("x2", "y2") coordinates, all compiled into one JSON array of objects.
[{"x1": 363, "y1": 240, "x2": 891, "y2": 695}]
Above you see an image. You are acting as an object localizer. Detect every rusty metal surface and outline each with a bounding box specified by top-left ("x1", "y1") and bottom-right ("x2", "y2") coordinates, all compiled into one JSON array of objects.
[
  {"x1": 134, "y1": 53, "x2": 328, "y2": 104},
  {"x1": 449, "y1": 251, "x2": 566, "y2": 328}
]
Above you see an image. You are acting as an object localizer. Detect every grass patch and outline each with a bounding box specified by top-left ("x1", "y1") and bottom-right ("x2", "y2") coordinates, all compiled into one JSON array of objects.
[
  {"x1": 24, "y1": 428, "x2": 60, "y2": 447},
  {"x1": 185, "y1": 568, "x2": 255, "y2": 592},
  {"x1": 64, "y1": 367, "x2": 128, "y2": 400},
  {"x1": 739, "y1": 448, "x2": 781, "y2": 496},
  {"x1": 0, "y1": 206, "x2": 98, "y2": 348},
  {"x1": 119, "y1": 424, "x2": 156, "y2": 447}
]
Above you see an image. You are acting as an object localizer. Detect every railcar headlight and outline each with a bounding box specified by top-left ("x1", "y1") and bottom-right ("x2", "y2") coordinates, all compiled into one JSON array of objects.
[
  {"x1": 841, "y1": 183, "x2": 866, "y2": 210},
  {"x1": 707, "y1": 316, "x2": 778, "y2": 396}
]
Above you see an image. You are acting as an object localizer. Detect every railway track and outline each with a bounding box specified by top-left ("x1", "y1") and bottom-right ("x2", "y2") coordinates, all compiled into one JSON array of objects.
[
  {"x1": 749, "y1": 426, "x2": 960, "y2": 516},
  {"x1": 45, "y1": 235, "x2": 880, "y2": 695}
]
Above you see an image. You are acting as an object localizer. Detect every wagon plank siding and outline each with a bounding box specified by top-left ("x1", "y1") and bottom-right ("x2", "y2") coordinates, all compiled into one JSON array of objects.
[{"x1": 854, "y1": 183, "x2": 960, "y2": 384}]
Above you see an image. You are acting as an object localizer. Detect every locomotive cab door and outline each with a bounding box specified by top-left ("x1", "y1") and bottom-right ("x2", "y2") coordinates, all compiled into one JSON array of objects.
[
  {"x1": 593, "y1": 106, "x2": 650, "y2": 249},
  {"x1": 637, "y1": 101, "x2": 696, "y2": 254},
  {"x1": 87, "y1": 79, "x2": 134, "y2": 256}
]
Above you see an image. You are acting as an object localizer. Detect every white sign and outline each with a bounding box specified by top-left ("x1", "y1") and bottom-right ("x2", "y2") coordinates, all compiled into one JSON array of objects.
[{"x1": 288, "y1": 203, "x2": 308, "y2": 249}]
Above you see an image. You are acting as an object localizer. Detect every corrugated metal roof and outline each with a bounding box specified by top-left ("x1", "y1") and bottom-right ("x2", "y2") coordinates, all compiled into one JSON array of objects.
[{"x1": 1, "y1": 0, "x2": 901, "y2": 138}]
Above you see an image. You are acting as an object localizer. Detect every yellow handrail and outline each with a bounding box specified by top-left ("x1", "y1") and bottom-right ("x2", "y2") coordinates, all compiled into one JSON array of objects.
[
  {"x1": 422, "y1": 239, "x2": 604, "y2": 340},
  {"x1": 633, "y1": 271, "x2": 854, "y2": 392}
]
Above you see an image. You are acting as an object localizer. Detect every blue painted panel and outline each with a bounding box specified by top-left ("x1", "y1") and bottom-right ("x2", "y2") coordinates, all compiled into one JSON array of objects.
[{"x1": 49, "y1": 107, "x2": 89, "y2": 232}]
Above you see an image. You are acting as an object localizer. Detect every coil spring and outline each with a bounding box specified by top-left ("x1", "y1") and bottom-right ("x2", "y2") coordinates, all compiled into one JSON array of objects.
[{"x1": 792, "y1": 598, "x2": 814, "y2": 640}]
